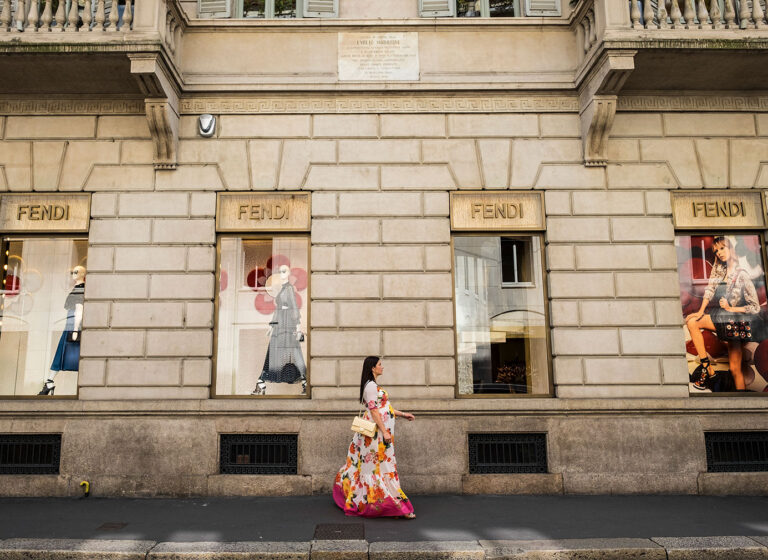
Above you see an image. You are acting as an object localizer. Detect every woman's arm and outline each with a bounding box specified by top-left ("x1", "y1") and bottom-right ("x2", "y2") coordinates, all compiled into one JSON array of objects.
[
  {"x1": 370, "y1": 409, "x2": 391, "y2": 443},
  {"x1": 725, "y1": 271, "x2": 761, "y2": 314},
  {"x1": 392, "y1": 409, "x2": 415, "y2": 421}
]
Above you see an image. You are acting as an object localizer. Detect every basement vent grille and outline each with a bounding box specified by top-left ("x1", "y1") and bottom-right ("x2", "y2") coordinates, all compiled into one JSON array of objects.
[
  {"x1": 0, "y1": 434, "x2": 61, "y2": 475},
  {"x1": 705, "y1": 431, "x2": 768, "y2": 473},
  {"x1": 468, "y1": 433, "x2": 547, "y2": 474},
  {"x1": 219, "y1": 434, "x2": 298, "y2": 474}
]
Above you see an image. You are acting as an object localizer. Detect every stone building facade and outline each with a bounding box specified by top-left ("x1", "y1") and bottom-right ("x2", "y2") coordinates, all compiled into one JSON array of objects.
[{"x1": 1, "y1": 0, "x2": 768, "y2": 496}]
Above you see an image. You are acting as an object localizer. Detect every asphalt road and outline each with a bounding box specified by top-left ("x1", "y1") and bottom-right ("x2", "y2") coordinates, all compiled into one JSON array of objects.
[{"x1": 1, "y1": 495, "x2": 768, "y2": 542}]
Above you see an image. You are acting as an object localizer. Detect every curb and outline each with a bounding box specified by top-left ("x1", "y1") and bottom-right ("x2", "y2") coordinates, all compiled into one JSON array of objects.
[{"x1": 2, "y1": 537, "x2": 768, "y2": 559}]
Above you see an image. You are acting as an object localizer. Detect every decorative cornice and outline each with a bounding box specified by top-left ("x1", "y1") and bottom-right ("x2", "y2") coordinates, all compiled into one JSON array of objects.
[
  {"x1": 0, "y1": 99, "x2": 145, "y2": 115},
  {"x1": 618, "y1": 95, "x2": 768, "y2": 112},
  {"x1": 180, "y1": 95, "x2": 579, "y2": 114}
]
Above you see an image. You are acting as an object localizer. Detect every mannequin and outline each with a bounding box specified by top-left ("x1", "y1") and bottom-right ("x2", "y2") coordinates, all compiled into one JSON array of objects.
[
  {"x1": 39, "y1": 265, "x2": 85, "y2": 395},
  {"x1": 252, "y1": 264, "x2": 307, "y2": 395}
]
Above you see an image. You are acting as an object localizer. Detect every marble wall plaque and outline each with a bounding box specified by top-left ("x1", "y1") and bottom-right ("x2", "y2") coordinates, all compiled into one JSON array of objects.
[
  {"x1": 338, "y1": 32, "x2": 419, "y2": 82},
  {"x1": 0, "y1": 194, "x2": 90, "y2": 232}
]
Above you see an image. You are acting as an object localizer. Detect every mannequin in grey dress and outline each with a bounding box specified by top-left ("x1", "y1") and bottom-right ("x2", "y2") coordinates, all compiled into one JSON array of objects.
[{"x1": 252, "y1": 264, "x2": 306, "y2": 395}]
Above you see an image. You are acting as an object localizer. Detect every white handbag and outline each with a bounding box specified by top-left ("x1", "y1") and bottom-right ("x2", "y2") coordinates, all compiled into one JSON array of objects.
[{"x1": 351, "y1": 404, "x2": 376, "y2": 438}]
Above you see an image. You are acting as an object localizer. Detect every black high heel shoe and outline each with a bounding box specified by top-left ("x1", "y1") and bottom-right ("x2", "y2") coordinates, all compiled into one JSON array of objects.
[
  {"x1": 37, "y1": 380, "x2": 55, "y2": 396},
  {"x1": 692, "y1": 358, "x2": 713, "y2": 390}
]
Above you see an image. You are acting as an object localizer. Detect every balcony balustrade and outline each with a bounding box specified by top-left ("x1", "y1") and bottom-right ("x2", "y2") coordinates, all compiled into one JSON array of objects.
[
  {"x1": 629, "y1": 0, "x2": 767, "y2": 30},
  {"x1": 0, "y1": 0, "x2": 133, "y2": 32}
]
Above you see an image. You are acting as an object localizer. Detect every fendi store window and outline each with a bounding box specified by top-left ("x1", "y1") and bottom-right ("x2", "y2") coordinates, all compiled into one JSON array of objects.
[
  {"x1": 450, "y1": 192, "x2": 551, "y2": 397},
  {"x1": 214, "y1": 193, "x2": 310, "y2": 397},
  {"x1": 0, "y1": 195, "x2": 90, "y2": 398},
  {"x1": 673, "y1": 191, "x2": 768, "y2": 395}
]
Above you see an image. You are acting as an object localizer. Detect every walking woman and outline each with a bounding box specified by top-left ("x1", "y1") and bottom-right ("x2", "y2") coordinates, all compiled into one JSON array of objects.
[
  {"x1": 685, "y1": 236, "x2": 763, "y2": 391},
  {"x1": 333, "y1": 356, "x2": 416, "y2": 518}
]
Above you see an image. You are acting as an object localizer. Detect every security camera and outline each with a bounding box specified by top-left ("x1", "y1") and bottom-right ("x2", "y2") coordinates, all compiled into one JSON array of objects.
[{"x1": 198, "y1": 114, "x2": 216, "y2": 138}]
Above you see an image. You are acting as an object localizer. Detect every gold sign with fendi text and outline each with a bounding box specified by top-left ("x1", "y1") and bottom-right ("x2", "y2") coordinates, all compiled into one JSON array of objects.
[
  {"x1": 0, "y1": 194, "x2": 90, "y2": 232},
  {"x1": 216, "y1": 193, "x2": 310, "y2": 232},
  {"x1": 672, "y1": 191, "x2": 766, "y2": 230},
  {"x1": 450, "y1": 192, "x2": 545, "y2": 231}
]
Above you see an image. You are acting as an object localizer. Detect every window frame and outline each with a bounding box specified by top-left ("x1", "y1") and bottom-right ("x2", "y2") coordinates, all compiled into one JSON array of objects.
[
  {"x1": 451, "y1": 232, "x2": 553, "y2": 399},
  {"x1": 675, "y1": 229, "x2": 768, "y2": 398},
  {"x1": 0, "y1": 233, "x2": 88, "y2": 400},
  {"x1": 212, "y1": 233, "x2": 311, "y2": 399},
  {"x1": 236, "y1": 0, "x2": 300, "y2": 18},
  {"x1": 455, "y1": 0, "x2": 520, "y2": 17}
]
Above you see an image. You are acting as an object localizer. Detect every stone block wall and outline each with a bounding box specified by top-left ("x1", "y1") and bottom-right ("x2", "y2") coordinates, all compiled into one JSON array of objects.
[{"x1": 0, "y1": 108, "x2": 767, "y2": 401}]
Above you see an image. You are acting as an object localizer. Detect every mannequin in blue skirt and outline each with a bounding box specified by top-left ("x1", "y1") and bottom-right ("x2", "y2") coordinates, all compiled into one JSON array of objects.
[{"x1": 39, "y1": 266, "x2": 85, "y2": 396}]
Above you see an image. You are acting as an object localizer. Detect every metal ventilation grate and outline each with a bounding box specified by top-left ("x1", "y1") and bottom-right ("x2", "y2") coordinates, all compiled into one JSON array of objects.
[
  {"x1": 705, "y1": 431, "x2": 768, "y2": 473},
  {"x1": 219, "y1": 434, "x2": 298, "y2": 474},
  {"x1": 0, "y1": 434, "x2": 61, "y2": 474},
  {"x1": 468, "y1": 433, "x2": 547, "y2": 474}
]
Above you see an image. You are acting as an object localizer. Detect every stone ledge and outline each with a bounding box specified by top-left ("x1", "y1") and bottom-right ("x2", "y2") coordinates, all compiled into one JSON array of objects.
[
  {"x1": 480, "y1": 538, "x2": 666, "y2": 559},
  {"x1": 147, "y1": 541, "x2": 310, "y2": 559},
  {"x1": 0, "y1": 538, "x2": 156, "y2": 559},
  {"x1": 1, "y1": 538, "x2": 767, "y2": 560},
  {"x1": 650, "y1": 536, "x2": 768, "y2": 560}
]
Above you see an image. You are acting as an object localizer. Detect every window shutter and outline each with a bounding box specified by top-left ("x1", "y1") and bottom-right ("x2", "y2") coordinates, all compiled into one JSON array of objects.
[
  {"x1": 524, "y1": 0, "x2": 560, "y2": 16},
  {"x1": 198, "y1": 0, "x2": 231, "y2": 18},
  {"x1": 303, "y1": 0, "x2": 337, "y2": 17},
  {"x1": 419, "y1": 0, "x2": 455, "y2": 17}
]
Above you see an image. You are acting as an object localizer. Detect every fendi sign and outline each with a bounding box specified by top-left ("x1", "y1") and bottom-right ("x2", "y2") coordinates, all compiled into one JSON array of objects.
[
  {"x1": 672, "y1": 191, "x2": 766, "y2": 230},
  {"x1": 0, "y1": 194, "x2": 90, "y2": 232},
  {"x1": 450, "y1": 192, "x2": 545, "y2": 231},
  {"x1": 216, "y1": 193, "x2": 310, "y2": 232}
]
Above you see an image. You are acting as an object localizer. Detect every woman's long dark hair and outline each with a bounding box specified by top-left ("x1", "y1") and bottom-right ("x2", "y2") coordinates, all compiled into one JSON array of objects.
[{"x1": 359, "y1": 356, "x2": 380, "y2": 403}]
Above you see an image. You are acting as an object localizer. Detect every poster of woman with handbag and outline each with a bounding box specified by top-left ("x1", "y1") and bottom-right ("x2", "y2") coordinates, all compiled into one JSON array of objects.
[
  {"x1": 682, "y1": 235, "x2": 766, "y2": 391},
  {"x1": 252, "y1": 263, "x2": 306, "y2": 395},
  {"x1": 333, "y1": 356, "x2": 416, "y2": 518}
]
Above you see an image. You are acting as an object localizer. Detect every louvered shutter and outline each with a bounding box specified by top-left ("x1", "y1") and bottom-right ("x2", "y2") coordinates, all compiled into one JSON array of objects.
[
  {"x1": 198, "y1": 0, "x2": 231, "y2": 17},
  {"x1": 419, "y1": 0, "x2": 455, "y2": 17},
  {"x1": 524, "y1": 0, "x2": 560, "y2": 16},
  {"x1": 303, "y1": 0, "x2": 337, "y2": 17}
]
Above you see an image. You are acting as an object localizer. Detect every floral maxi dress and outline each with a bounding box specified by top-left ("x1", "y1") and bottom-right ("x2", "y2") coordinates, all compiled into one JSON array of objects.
[{"x1": 333, "y1": 381, "x2": 414, "y2": 517}]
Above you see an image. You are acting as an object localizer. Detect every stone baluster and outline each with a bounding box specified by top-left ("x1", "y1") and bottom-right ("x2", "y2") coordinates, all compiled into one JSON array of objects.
[
  {"x1": 108, "y1": 0, "x2": 118, "y2": 30},
  {"x1": 657, "y1": 1, "x2": 669, "y2": 27},
  {"x1": 82, "y1": 0, "x2": 91, "y2": 28},
  {"x1": 28, "y1": 0, "x2": 40, "y2": 29},
  {"x1": 122, "y1": 0, "x2": 131, "y2": 29},
  {"x1": 644, "y1": 0, "x2": 656, "y2": 27},
  {"x1": 683, "y1": 0, "x2": 696, "y2": 26},
  {"x1": 697, "y1": 0, "x2": 710, "y2": 26},
  {"x1": 753, "y1": 0, "x2": 765, "y2": 27},
  {"x1": 12, "y1": 0, "x2": 25, "y2": 31},
  {"x1": 670, "y1": 0, "x2": 684, "y2": 26},
  {"x1": 739, "y1": 0, "x2": 751, "y2": 27},
  {"x1": 710, "y1": 0, "x2": 722, "y2": 27},
  {"x1": 66, "y1": 0, "x2": 78, "y2": 31},
  {"x1": 630, "y1": 0, "x2": 643, "y2": 28},
  {"x1": 587, "y1": 9, "x2": 597, "y2": 45},
  {"x1": 54, "y1": 0, "x2": 65, "y2": 29},
  {"x1": 94, "y1": 0, "x2": 104, "y2": 30},
  {"x1": 580, "y1": 17, "x2": 590, "y2": 53},
  {"x1": 40, "y1": 0, "x2": 52, "y2": 29},
  {"x1": 1, "y1": 0, "x2": 13, "y2": 30},
  {"x1": 723, "y1": 0, "x2": 736, "y2": 25}
]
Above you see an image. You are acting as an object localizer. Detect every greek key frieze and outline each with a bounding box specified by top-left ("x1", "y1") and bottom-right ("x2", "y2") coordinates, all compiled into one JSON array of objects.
[{"x1": 179, "y1": 96, "x2": 580, "y2": 114}]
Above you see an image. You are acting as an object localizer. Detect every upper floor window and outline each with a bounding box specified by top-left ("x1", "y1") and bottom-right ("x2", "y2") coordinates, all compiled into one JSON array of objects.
[
  {"x1": 199, "y1": 0, "x2": 338, "y2": 18},
  {"x1": 420, "y1": 0, "x2": 560, "y2": 17}
]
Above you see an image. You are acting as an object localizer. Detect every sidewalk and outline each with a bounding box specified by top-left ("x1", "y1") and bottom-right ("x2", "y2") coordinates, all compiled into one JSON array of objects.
[{"x1": 1, "y1": 495, "x2": 768, "y2": 558}]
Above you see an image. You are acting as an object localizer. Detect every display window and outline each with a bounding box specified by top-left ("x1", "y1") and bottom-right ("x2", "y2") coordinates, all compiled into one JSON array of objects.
[
  {"x1": 0, "y1": 237, "x2": 88, "y2": 397},
  {"x1": 214, "y1": 235, "x2": 309, "y2": 397},
  {"x1": 677, "y1": 233, "x2": 768, "y2": 394},
  {"x1": 453, "y1": 234, "x2": 551, "y2": 396}
]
